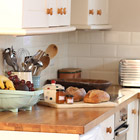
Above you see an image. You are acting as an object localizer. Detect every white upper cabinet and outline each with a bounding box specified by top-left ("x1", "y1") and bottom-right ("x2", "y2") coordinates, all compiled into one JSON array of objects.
[
  {"x1": 47, "y1": 0, "x2": 71, "y2": 27},
  {"x1": 71, "y1": 0, "x2": 111, "y2": 29},
  {"x1": 0, "y1": 0, "x2": 75, "y2": 35},
  {"x1": 0, "y1": 0, "x2": 71, "y2": 28},
  {"x1": 23, "y1": 0, "x2": 48, "y2": 28},
  {"x1": 58, "y1": 0, "x2": 71, "y2": 26},
  {"x1": 0, "y1": 0, "x2": 48, "y2": 28},
  {"x1": 46, "y1": 0, "x2": 58, "y2": 27}
]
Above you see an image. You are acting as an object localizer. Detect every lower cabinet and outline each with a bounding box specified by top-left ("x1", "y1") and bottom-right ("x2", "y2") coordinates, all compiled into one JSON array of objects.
[
  {"x1": 0, "y1": 131, "x2": 79, "y2": 140},
  {"x1": 80, "y1": 115, "x2": 114, "y2": 140},
  {"x1": 127, "y1": 99, "x2": 139, "y2": 140},
  {"x1": 100, "y1": 115, "x2": 114, "y2": 140}
]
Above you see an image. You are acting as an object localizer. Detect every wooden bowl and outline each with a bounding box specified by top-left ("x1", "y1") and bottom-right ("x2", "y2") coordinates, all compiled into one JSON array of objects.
[{"x1": 45, "y1": 79, "x2": 111, "y2": 92}]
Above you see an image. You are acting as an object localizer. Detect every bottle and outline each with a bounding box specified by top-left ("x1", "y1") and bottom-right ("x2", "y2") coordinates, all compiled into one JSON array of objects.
[
  {"x1": 56, "y1": 89, "x2": 65, "y2": 104},
  {"x1": 66, "y1": 95, "x2": 74, "y2": 104}
]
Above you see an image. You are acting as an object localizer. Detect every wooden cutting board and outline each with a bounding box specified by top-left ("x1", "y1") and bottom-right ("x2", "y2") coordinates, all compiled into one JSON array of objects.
[{"x1": 38, "y1": 100, "x2": 118, "y2": 108}]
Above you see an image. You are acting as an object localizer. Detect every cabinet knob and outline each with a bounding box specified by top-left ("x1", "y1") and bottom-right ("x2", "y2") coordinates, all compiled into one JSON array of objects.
[
  {"x1": 46, "y1": 8, "x2": 53, "y2": 15},
  {"x1": 89, "y1": 9, "x2": 94, "y2": 15},
  {"x1": 97, "y1": 9, "x2": 102, "y2": 15},
  {"x1": 132, "y1": 109, "x2": 137, "y2": 114},
  {"x1": 58, "y1": 8, "x2": 63, "y2": 15},
  {"x1": 63, "y1": 8, "x2": 67, "y2": 15},
  {"x1": 106, "y1": 127, "x2": 112, "y2": 134}
]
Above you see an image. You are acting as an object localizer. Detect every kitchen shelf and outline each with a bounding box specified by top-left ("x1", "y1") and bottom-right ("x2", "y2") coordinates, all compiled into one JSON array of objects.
[
  {"x1": 0, "y1": 26, "x2": 76, "y2": 36},
  {"x1": 73, "y1": 24, "x2": 112, "y2": 30}
]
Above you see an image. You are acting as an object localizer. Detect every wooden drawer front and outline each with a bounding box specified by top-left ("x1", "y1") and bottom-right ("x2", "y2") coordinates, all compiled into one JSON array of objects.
[{"x1": 100, "y1": 115, "x2": 114, "y2": 140}]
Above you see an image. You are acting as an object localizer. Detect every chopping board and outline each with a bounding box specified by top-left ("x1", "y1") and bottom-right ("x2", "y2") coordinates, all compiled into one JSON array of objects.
[{"x1": 38, "y1": 100, "x2": 118, "y2": 108}]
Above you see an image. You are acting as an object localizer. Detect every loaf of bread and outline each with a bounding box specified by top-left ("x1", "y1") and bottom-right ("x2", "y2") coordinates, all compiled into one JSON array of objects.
[
  {"x1": 84, "y1": 89, "x2": 110, "y2": 103},
  {"x1": 66, "y1": 86, "x2": 86, "y2": 102}
]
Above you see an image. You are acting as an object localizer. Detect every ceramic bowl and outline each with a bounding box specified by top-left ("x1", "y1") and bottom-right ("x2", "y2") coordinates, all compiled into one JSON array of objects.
[{"x1": 0, "y1": 89, "x2": 43, "y2": 112}]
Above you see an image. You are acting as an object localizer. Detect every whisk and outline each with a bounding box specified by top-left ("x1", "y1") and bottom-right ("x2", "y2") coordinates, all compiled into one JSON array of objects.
[{"x1": 16, "y1": 48, "x2": 30, "y2": 71}]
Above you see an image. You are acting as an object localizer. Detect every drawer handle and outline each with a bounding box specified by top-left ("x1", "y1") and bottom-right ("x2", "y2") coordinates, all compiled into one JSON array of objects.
[
  {"x1": 106, "y1": 127, "x2": 112, "y2": 134},
  {"x1": 58, "y1": 8, "x2": 63, "y2": 15},
  {"x1": 97, "y1": 9, "x2": 102, "y2": 15},
  {"x1": 132, "y1": 109, "x2": 137, "y2": 114},
  {"x1": 89, "y1": 9, "x2": 94, "y2": 15},
  {"x1": 46, "y1": 8, "x2": 53, "y2": 15},
  {"x1": 63, "y1": 8, "x2": 66, "y2": 15}
]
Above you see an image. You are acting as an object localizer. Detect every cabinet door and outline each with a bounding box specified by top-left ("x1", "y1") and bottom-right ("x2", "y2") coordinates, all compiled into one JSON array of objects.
[
  {"x1": 88, "y1": 0, "x2": 97, "y2": 25},
  {"x1": 100, "y1": 115, "x2": 114, "y2": 140},
  {"x1": 23, "y1": 0, "x2": 49, "y2": 28},
  {"x1": 96, "y1": 0, "x2": 108, "y2": 24},
  {"x1": 58, "y1": 0, "x2": 71, "y2": 26},
  {"x1": 127, "y1": 99, "x2": 139, "y2": 140},
  {"x1": 80, "y1": 115, "x2": 114, "y2": 140},
  {"x1": 46, "y1": 0, "x2": 58, "y2": 27}
]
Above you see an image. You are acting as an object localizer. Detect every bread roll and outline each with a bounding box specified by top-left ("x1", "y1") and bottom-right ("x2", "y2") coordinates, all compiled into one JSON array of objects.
[
  {"x1": 84, "y1": 89, "x2": 110, "y2": 103},
  {"x1": 66, "y1": 86, "x2": 86, "y2": 102}
]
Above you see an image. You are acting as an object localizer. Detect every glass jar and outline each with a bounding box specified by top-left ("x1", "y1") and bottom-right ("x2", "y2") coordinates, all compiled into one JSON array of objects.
[
  {"x1": 56, "y1": 89, "x2": 65, "y2": 104},
  {"x1": 66, "y1": 94, "x2": 74, "y2": 104}
]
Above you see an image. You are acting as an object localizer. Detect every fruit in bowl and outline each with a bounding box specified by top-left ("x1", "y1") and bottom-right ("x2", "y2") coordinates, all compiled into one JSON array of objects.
[
  {"x1": 0, "y1": 75, "x2": 15, "y2": 90},
  {"x1": 7, "y1": 71, "x2": 35, "y2": 91},
  {"x1": 0, "y1": 73, "x2": 43, "y2": 112}
]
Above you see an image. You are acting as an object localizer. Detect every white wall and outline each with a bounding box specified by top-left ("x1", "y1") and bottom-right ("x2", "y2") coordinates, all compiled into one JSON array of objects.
[{"x1": 109, "y1": 0, "x2": 140, "y2": 32}]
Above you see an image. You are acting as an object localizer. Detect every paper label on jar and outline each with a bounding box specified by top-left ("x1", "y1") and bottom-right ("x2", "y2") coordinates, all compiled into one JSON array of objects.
[
  {"x1": 67, "y1": 99, "x2": 73, "y2": 104},
  {"x1": 59, "y1": 96, "x2": 65, "y2": 101}
]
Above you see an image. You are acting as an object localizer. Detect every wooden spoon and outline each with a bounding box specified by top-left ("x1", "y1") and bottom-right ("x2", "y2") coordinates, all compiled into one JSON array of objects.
[
  {"x1": 35, "y1": 53, "x2": 50, "y2": 75},
  {"x1": 45, "y1": 44, "x2": 58, "y2": 59}
]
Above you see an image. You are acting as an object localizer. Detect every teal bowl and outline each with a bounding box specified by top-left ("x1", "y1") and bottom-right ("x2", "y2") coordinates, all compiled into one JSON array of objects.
[{"x1": 0, "y1": 89, "x2": 43, "y2": 112}]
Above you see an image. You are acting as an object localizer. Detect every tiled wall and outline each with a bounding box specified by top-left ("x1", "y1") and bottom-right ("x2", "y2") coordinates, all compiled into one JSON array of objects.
[
  {"x1": 0, "y1": 33, "x2": 69, "y2": 86},
  {"x1": 1, "y1": 30, "x2": 140, "y2": 86},
  {"x1": 68, "y1": 31, "x2": 140, "y2": 85}
]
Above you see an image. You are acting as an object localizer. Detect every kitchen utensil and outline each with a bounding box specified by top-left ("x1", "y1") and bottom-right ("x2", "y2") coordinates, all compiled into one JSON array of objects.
[
  {"x1": 45, "y1": 44, "x2": 58, "y2": 59},
  {"x1": 35, "y1": 53, "x2": 50, "y2": 75},
  {"x1": 16, "y1": 48, "x2": 30, "y2": 71},
  {"x1": 3, "y1": 47, "x2": 19, "y2": 71},
  {"x1": 30, "y1": 50, "x2": 44, "y2": 74},
  {"x1": 33, "y1": 50, "x2": 44, "y2": 60},
  {"x1": 33, "y1": 60, "x2": 43, "y2": 76}
]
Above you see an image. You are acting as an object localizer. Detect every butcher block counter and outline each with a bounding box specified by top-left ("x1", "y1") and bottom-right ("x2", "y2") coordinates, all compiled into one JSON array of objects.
[{"x1": 0, "y1": 86, "x2": 140, "y2": 135}]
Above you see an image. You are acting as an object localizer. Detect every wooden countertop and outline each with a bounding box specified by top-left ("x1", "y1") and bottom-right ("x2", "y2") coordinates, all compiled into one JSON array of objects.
[{"x1": 0, "y1": 87, "x2": 139, "y2": 134}]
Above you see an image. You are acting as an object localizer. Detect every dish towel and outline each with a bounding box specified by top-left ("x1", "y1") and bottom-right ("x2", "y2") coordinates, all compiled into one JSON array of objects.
[{"x1": 80, "y1": 125, "x2": 104, "y2": 140}]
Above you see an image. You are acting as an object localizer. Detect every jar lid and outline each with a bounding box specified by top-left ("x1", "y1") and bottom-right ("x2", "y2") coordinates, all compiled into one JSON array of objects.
[
  {"x1": 58, "y1": 68, "x2": 82, "y2": 74},
  {"x1": 56, "y1": 89, "x2": 65, "y2": 91},
  {"x1": 66, "y1": 94, "x2": 74, "y2": 97},
  {"x1": 43, "y1": 84, "x2": 64, "y2": 90}
]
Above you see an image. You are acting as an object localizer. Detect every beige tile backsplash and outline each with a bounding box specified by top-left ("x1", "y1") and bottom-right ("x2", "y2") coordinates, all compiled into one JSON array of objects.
[
  {"x1": 68, "y1": 30, "x2": 140, "y2": 85},
  {"x1": 0, "y1": 30, "x2": 140, "y2": 86}
]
